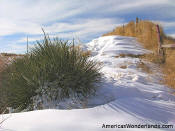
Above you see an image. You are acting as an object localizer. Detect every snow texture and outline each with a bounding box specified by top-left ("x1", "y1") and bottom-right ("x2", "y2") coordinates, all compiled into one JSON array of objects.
[{"x1": 1, "y1": 35, "x2": 175, "y2": 131}]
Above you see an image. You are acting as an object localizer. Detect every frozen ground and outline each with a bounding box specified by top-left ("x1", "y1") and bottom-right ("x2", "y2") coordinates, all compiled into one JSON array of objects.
[{"x1": 1, "y1": 35, "x2": 175, "y2": 131}]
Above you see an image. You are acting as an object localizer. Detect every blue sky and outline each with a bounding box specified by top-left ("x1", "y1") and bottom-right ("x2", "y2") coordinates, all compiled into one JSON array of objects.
[{"x1": 0, "y1": 0, "x2": 175, "y2": 53}]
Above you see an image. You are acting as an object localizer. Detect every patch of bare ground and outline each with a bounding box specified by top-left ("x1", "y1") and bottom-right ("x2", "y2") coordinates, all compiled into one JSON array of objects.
[
  {"x1": 115, "y1": 53, "x2": 144, "y2": 58},
  {"x1": 119, "y1": 65, "x2": 127, "y2": 69},
  {"x1": 136, "y1": 60, "x2": 152, "y2": 74}
]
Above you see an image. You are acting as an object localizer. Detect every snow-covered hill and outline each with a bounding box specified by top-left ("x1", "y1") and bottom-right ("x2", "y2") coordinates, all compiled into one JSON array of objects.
[{"x1": 1, "y1": 36, "x2": 175, "y2": 131}]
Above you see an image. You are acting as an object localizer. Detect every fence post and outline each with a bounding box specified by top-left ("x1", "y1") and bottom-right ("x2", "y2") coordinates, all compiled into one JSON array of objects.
[
  {"x1": 156, "y1": 25, "x2": 165, "y2": 62},
  {"x1": 122, "y1": 24, "x2": 125, "y2": 35},
  {"x1": 27, "y1": 36, "x2": 29, "y2": 54}
]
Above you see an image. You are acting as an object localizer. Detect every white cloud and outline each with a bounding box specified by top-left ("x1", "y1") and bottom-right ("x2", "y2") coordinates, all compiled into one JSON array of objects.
[
  {"x1": 17, "y1": 36, "x2": 42, "y2": 43},
  {"x1": 0, "y1": 0, "x2": 87, "y2": 36},
  {"x1": 0, "y1": 0, "x2": 174, "y2": 53},
  {"x1": 0, "y1": 0, "x2": 173, "y2": 36},
  {"x1": 46, "y1": 18, "x2": 122, "y2": 35},
  {"x1": 0, "y1": 20, "x2": 42, "y2": 36},
  {"x1": 18, "y1": 18, "x2": 122, "y2": 42},
  {"x1": 101, "y1": 0, "x2": 169, "y2": 13},
  {"x1": 0, "y1": 0, "x2": 82, "y2": 23},
  {"x1": 0, "y1": 43, "x2": 27, "y2": 54},
  {"x1": 169, "y1": 34, "x2": 175, "y2": 38},
  {"x1": 158, "y1": 21, "x2": 175, "y2": 28}
]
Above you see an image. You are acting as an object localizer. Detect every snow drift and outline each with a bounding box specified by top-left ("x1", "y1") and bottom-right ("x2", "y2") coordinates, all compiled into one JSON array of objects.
[{"x1": 1, "y1": 35, "x2": 175, "y2": 131}]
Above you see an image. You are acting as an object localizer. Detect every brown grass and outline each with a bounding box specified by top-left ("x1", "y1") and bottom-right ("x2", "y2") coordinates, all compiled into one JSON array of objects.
[
  {"x1": 1, "y1": 53, "x2": 24, "y2": 57},
  {"x1": 137, "y1": 60, "x2": 152, "y2": 74},
  {"x1": 120, "y1": 65, "x2": 127, "y2": 69},
  {"x1": 104, "y1": 18, "x2": 175, "y2": 89},
  {"x1": 0, "y1": 56, "x2": 5, "y2": 73},
  {"x1": 115, "y1": 53, "x2": 144, "y2": 58},
  {"x1": 73, "y1": 45, "x2": 91, "y2": 57},
  {"x1": 0, "y1": 53, "x2": 25, "y2": 87}
]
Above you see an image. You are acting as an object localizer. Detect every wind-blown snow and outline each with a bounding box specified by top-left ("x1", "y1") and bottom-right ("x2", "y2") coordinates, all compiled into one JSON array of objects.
[{"x1": 1, "y1": 35, "x2": 175, "y2": 131}]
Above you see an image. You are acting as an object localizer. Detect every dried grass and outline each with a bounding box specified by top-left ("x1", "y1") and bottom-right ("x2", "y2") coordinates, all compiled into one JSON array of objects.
[
  {"x1": 104, "y1": 18, "x2": 175, "y2": 89},
  {"x1": 119, "y1": 65, "x2": 127, "y2": 69},
  {"x1": 137, "y1": 60, "x2": 152, "y2": 74}
]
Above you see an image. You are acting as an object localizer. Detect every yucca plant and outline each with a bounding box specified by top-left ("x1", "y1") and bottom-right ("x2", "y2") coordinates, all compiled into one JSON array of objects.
[{"x1": 1, "y1": 34, "x2": 101, "y2": 111}]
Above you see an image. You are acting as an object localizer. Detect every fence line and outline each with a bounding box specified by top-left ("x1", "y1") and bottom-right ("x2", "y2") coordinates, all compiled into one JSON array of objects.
[{"x1": 156, "y1": 25, "x2": 175, "y2": 62}]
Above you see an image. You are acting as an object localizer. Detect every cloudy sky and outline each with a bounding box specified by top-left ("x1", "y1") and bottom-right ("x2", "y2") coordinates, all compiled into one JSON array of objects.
[{"x1": 0, "y1": 0, "x2": 175, "y2": 53}]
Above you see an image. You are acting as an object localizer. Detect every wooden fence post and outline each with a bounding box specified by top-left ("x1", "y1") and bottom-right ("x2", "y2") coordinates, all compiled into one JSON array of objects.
[
  {"x1": 156, "y1": 25, "x2": 162, "y2": 54},
  {"x1": 27, "y1": 36, "x2": 29, "y2": 54},
  {"x1": 156, "y1": 24, "x2": 165, "y2": 62},
  {"x1": 122, "y1": 24, "x2": 125, "y2": 35}
]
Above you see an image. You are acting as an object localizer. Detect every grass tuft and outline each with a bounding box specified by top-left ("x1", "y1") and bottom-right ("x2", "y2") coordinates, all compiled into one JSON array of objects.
[{"x1": 0, "y1": 34, "x2": 101, "y2": 111}]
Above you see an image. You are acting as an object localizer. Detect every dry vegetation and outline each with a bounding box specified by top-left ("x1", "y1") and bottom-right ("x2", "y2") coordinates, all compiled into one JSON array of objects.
[
  {"x1": 0, "y1": 53, "x2": 23, "y2": 111},
  {"x1": 1, "y1": 53, "x2": 24, "y2": 57},
  {"x1": 0, "y1": 36, "x2": 101, "y2": 111},
  {"x1": 104, "y1": 18, "x2": 175, "y2": 89},
  {"x1": 115, "y1": 53, "x2": 144, "y2": 58},
  {"x1": 0, "y1": 53, "x2": 24, "y2": 72},
  {"x1": 137, "y1": 60, "x2": 152, "y2": 74},
  {"x1": 119, "y1": 65, "x2": 127, "y2": 69},
  {"x1": 0, "y1": 55, "x2": 5, "y2": 73}
]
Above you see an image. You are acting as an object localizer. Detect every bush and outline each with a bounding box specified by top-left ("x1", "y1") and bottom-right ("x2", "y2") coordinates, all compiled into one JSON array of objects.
[{"x1": 1, "y1": 35, "x2": 101, "y2": 111}]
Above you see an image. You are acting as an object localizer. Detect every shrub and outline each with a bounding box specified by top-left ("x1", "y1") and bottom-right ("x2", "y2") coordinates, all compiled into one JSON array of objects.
[{"x1": 1, "y1": 35, "x2": 101, "y2": 111}]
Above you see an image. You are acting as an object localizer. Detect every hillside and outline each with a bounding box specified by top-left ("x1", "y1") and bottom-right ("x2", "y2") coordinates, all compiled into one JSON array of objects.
[
  {"x1": 1, "y1": 36, "x2": 175, "y2": 131},
  {"x1": 103, "y1": 19, "x2": 175, "y2": 89}
]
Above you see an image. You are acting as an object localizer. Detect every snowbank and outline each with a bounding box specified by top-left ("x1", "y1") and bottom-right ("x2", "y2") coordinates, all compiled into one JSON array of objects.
[{"x1": 1, "y1": 36, "x2": 175, "y2": 131}]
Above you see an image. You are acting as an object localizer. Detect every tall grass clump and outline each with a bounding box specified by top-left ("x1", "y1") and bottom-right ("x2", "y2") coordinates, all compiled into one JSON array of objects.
[{"x1": 1, "y1": 34, "x2": 101, "y2": 111}]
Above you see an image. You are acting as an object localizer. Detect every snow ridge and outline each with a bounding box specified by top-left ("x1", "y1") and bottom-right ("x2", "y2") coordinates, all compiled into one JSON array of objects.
[{"x1": 1, "y1": 36, "x2": 175, "y2": 131}]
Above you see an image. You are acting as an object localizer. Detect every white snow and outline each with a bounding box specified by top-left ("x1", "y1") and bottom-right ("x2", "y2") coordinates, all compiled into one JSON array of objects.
[{"x1": 1, "y1": 35, "x2": 175, "y2": 131}]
